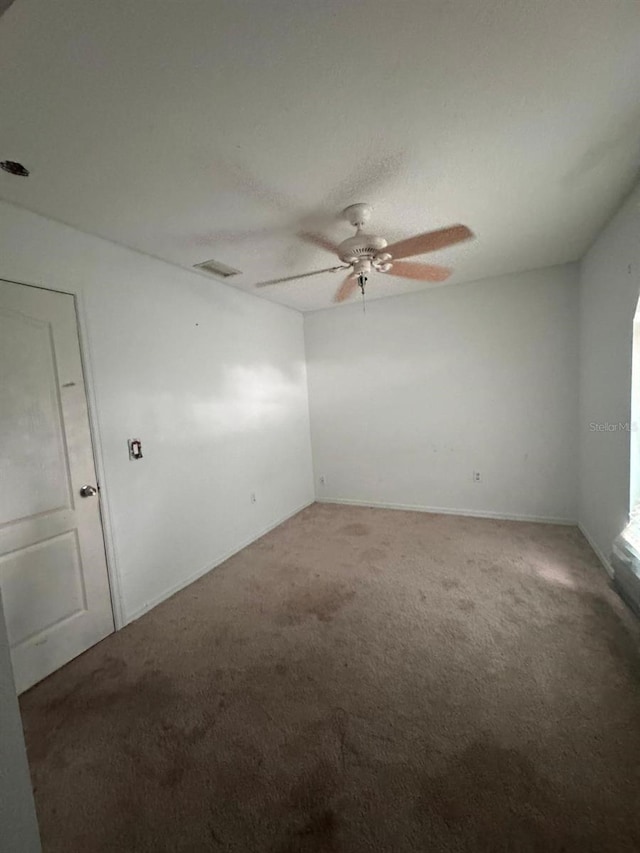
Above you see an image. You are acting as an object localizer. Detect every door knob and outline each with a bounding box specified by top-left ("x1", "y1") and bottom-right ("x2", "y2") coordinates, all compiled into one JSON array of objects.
[{"x1": 79, "y1": 485, "x2": 97, "y2": 497}]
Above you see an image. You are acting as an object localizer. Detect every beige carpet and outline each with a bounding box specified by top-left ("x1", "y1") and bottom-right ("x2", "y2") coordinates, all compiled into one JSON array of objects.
[{"x1": 20, "y1": 503, "x2": 640, "y2": 852}]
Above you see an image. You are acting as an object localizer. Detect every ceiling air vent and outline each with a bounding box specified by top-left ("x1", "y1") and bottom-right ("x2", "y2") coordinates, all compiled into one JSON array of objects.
[{"x1": 193, "y1": 258, "x2": 241, "y2": 279}]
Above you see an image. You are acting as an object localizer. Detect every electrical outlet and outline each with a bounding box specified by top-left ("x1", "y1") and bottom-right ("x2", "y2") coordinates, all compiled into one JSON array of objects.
[
  {"x1": 250, "y1": 492, "x2": 257, "y2": 503},
  {"x1": 473, "y1": 471, "x2": 481, "y2": 482},
  {"x1": 319, "y1": 476, "x2": 326, "y2": 486}
]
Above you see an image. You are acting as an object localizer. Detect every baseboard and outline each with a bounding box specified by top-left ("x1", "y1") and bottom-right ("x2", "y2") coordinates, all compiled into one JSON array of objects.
[
  {"x1": 577, "y1": 522, "x2": 614, "y2": 578},
  {"x1": 125, "y1": 496, "x2": 580, "y2": 625},
  {"x1": 125, "y1": 499, "x2": 315, "y2": 624},
  {"x1": 317, "y1": 497, "x2": 576, "y2": 526}
]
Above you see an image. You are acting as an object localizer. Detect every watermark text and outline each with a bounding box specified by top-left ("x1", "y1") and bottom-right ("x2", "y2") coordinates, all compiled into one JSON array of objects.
[{"x1": 589, "y1": 422, "x2": 637, "y2": 432}]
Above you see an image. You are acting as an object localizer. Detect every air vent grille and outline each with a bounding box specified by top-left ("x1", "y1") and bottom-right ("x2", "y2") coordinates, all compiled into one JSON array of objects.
[{"x1": 193, "y1": 258, "x2": 242, "y2": 279}]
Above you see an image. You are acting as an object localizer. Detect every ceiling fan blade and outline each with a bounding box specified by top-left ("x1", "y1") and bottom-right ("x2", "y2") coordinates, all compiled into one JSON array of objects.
[
  {"x1": 297, "y1": 231, "x2": 340, "y2": 255},
  {"x1": 385, "y1": 261, "x2": 452, "y2": 283},
  {"x1": 384, "y1": 224, "x2": 474, "y2": 260},
  {"x1": 255, "y1": 265, "x2": 348, "y2": 287},
  {"x1": 334, "y1": 274, "x2": 358, "y2": 303}
]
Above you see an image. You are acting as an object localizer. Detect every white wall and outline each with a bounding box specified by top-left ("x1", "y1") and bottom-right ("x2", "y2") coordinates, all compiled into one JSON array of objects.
[
  {"x1": 305, "y1": 265, "x2": 579, "y2": 523},
  {"x1": 578, "y1": 182, "x2": 640, "y2": 564},
  {"x1": 0, "y1": 592, "x2": 41, "y2": 852},
  {"x1": 0, "y1": 201, "x2": 314, "y2": 623}
]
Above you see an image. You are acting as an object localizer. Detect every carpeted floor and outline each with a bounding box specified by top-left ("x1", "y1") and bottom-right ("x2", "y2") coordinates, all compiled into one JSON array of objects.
[{"x1": 20, "y1": 503, "x2": 640, "y2": 852}]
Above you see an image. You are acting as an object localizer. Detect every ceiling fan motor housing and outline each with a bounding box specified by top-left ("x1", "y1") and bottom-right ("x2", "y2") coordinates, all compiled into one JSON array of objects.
[{"x1": 337, "y1": 232, "x2": 388, "y2": 264}]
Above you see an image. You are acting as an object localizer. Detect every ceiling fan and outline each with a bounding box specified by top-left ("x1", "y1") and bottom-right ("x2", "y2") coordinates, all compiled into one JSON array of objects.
[{"x1": 255, "y1": 203, "x2": 474, "y2": 302}]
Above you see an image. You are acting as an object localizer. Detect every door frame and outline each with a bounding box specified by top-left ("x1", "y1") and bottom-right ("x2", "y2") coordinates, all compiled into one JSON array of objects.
[{"x1": 1, "y1": 277, "x2": 124, "y2": 630}]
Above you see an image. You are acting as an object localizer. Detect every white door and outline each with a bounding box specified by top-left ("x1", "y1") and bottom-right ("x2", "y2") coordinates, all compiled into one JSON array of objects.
[{"x1": 0, "y1": 279, "x2": 114, "y2": 694}]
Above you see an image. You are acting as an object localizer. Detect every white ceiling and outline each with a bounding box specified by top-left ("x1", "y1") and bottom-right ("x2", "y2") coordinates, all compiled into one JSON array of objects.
[{"x1": 0, "y1": 0, "x2": 639, "y2": 311}]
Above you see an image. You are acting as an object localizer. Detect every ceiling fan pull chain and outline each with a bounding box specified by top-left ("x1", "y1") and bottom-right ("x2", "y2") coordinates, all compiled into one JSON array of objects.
[{"x1": 357, "y1": 272, "x2": 367, "y2": 314}]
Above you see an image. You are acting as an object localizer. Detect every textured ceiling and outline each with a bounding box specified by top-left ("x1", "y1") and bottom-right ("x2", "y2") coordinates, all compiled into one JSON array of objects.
[{"x1": 0, "y1": 0, "x2": 639, "y2": 311}]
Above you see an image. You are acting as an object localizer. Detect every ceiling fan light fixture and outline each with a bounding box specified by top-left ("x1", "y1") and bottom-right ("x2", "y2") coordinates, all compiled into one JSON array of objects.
[{"x1": 353, "y1": 258, "x2": 372, "y2": 276}]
